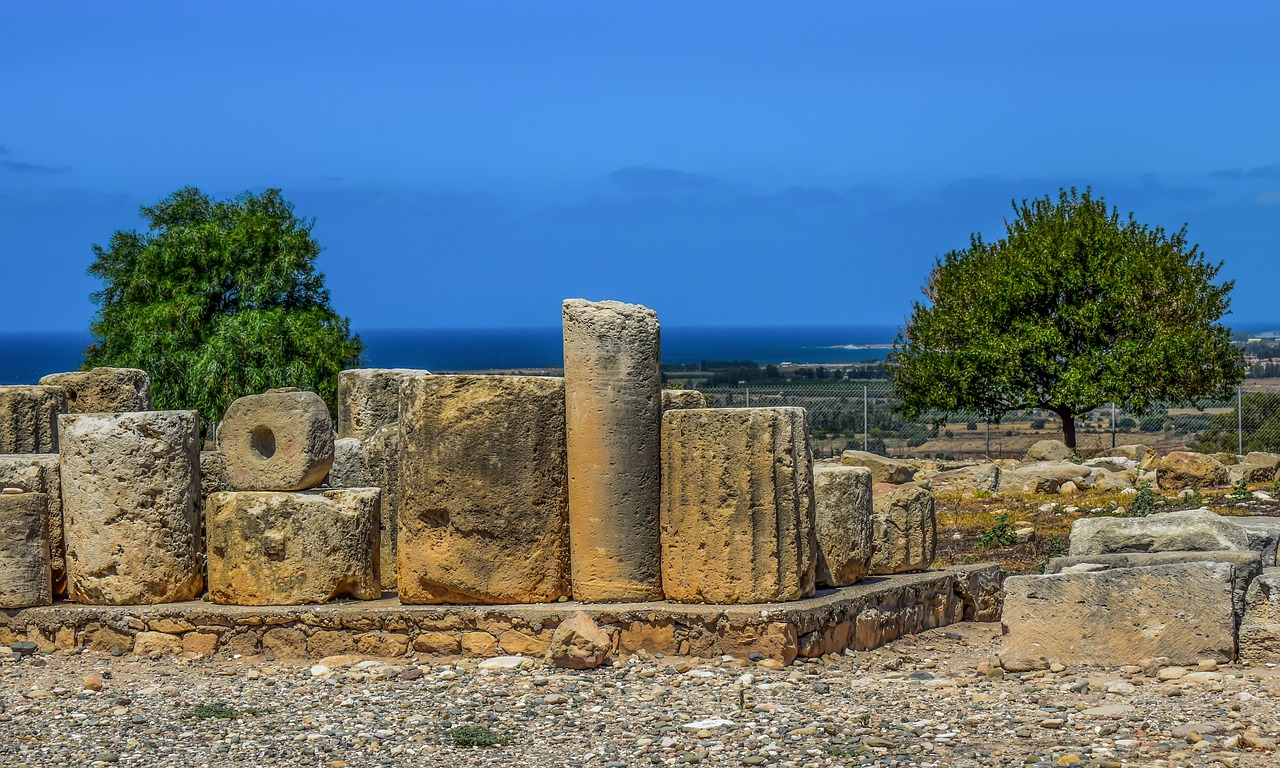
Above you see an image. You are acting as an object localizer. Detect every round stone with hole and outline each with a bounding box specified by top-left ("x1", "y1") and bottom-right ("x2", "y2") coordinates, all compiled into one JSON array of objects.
[{"x1": 217, "y1": 390, "x2": 334, "y2": 491}]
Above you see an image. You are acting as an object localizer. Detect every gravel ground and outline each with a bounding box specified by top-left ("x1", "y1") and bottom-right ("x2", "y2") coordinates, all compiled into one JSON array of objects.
[{"x1": 1, "y1": 621, "x2": 1278, "y2": 768}]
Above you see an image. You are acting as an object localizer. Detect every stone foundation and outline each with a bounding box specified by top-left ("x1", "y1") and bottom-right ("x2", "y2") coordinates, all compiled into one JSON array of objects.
[{"x1": 0, "y1": 564, "x2": 1001, "y2": 664}]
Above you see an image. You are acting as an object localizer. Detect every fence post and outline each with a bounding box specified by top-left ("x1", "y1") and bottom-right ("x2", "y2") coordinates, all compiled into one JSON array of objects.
[
  {"x1": 1111, "y1": 403, "x2": 1116, "y2": 449},
  {"x1": 863, "y1": 384, "x2": 868, "y2": 452},
  {"x1": 984, "y1": 421, "x2": 990, "y2": 457},
  {"x1": 1239, "y1": 384, "x2": 1244, "y2": 456}
]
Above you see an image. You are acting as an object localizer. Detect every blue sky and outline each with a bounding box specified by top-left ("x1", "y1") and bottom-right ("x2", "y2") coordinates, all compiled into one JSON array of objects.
[{"x1": 2, "y1": 2, "x2": 1278, "y2": 331}]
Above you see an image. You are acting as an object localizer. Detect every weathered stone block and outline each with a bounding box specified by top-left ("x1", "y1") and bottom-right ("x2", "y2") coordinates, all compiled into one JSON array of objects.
[
  {"x1": 840, "y1": 450, "x2": 917, "y2": 484},
  {"x1": 1244, "y1": 451, "x2": 1280, "y2": 471},
  {"x1": 398, "y1": 375, "x2": 569, "y2": 604},
  {"x1": 1229, "y1": 463, "x2": 1277, "y2": 485},
  {"x1": 660, "y1": 407, "x2": 816, "y2": 603},
  {"x1": 1068, "y1": 508, "x2": 1251, "y2": 557},
  {"x1": 0, "y1": 454, "x2": 64, "y2": 595},
  {"x1": 869, "y1": 484, "x2": 936, "y2": 575},
  {"x1": 40, "y1": 368, "x2": 150, "y2": 414},
  {"x1": 1023, "y1": 439, "x2": 1072, "y2": 463},
  {"x1": 661, "y1": 389, "x2": 705, "y2": 411},
  {"x1": 218, "y1": 390, "x2": 334, "y2": 491},
  {"x1": 206, "y1": 488, "x2": 381, "y2": 605},
  {"x1": 330, "y1": 425, "x2": 403, "y2": 591},
  {"x1": 998, "y1": 462, "x2": 1091, "y2": 494},
  {"x1": 1230, "y1": 517, "x2": 1280, "y2": 567},
  {"x1": 1046, "y1": 550, "x2": 1261, "y2": 620},
  {"x1": 1240, "y1": 569, "x2": 1280, "y2": 663},
  {"x1": 813, "y1": 466, "x2": 873, "y2": 587},
  {"x1": 336, "y1": 368, "x2": 422, "y2": 440},
  {"x1": 0, "y1": 492, "x2": 52, "y2": 608},
  {"x1": 928, "y1": 463, "x2": 1001, "y2": 495},
  {"x1": 330, "y1": 437, "x2": 365, "y2": 488},
  {"x1": 1157, "y1": 451, "x2": 1229, "y2": 490},
  {"x1": 0, "y1": 385, "x2": 65, "y2": 453},
  {"x1": 563, "y1": 298, "x2": 663, "y2": 602},
  {"x1": 59, "y1": 410, "x2": 203, "y2": 604},
  {"x1": 1001, "y1": 562, "x2": 1237, "y2": 671}
]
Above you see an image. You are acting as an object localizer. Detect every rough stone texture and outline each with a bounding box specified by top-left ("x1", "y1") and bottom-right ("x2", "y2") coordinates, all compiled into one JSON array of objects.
[
  {"x1": 869, "y1": 484, "x2": 936, "y2": 575},
  {"x1": 205, "y1": 489, "x2": 381, "y2": 605},
  {"x1": 1157, "y1": 451, "x2": 1230, "y2": 490},
  {"x1": 1229, "y1": 463, "x2": 1278, "y2": 485},
  {"x1": 1068, "y1": 508, "x2": 1251, "y2": 558},
  {"x1": 329, "y1": 438, "x2": 365, "y2": 488},
  {"x1": 660, "y1": 389, "x2": 706, "y2": 411},
  {"x1": 1239, "y1": 569, "x2": 1280, "y2": 663},
  {"x1": 998, "y1": 462, "x2": 1091, "y2": 494},
  {"x1": 0, "y1": 385, "x2": 65, "y2": 454},
  {"x1": 0, "y1": 453, "x2": 64, "y2": 595},
  {"x1": 0, "y1": 492, "x2": 52, "y2": 608},
  {"x1": 40, "y1": 368, "x2": 151, "y2": 414},
  {"x1": 1046, "y1": 550, "x2": 1261, "y2": 620},
  {"x1": 1023, "y1": 439, "x2": 1073, "y2": 463},
  {"x1": 545, "y1": 611, "x2": 612, "y2": 669},
  {"x1": 1230, "y1": 517, "x2": 1280, "y2": 568},
  {"x1": 660, "y1": 407, "x2": 816, "y2": 604},
  {"x1": 329, "y1": 426, "x2": 403, "y2": 591},
  {"x1": 1001, "y1": 562, "x2": 1238, "y2": 671},
  {"x1": 0, "y1": 563, "x2": 1002, "y2": 661},
  {"x1": 563, "y1": 299, "x2": 663, "y2": 602},
  {"x1": 1084, "y1": 456, "x2": 1138, "y2": 473},
  {"x1": 928, "y1": 463, "x2": 1000, "y2": 495},
  {"x1": 1244, "y1": 451, "x2": 1280, "y2": 471},
  {"x1": 59, "y1": 411, "x2": 203, "y2": 604},
  {"x1": 1105, "y1": 443, "x2": 1155, "y2": 464},
  {"x1": 813, "y1": 466, "x2": 873, "y2": 587},
  {"x1": 398, "y1": 375, "x2": 569, "y2": 604},
  {"x1": 840, "y1": 450, "x2": 917, "y2": 484},
  {"x1": 198, "y1": 450, "x2": 230, "y2": 507},
  {"x1": 1086, "y1": 467, "x2": 1135, "y2": 493},
  {"x1": 336, "y1": 368, "x2": 422, "y2": 441},
  {"x1": 218, "y1": 390, "x2": 334, "y2": 491}
]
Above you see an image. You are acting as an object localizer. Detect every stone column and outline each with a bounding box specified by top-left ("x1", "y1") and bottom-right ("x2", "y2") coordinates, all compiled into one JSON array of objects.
[
  {"x1": 813, "y1": 466, "x2": 874, "y2": 587},
  {"x1": 59, "y1": 410, "x2": 203, "y2": 604},
  {"x1": 562, "y1": 299, "x2": 663, "y2": 602},
  {"x1": 0, "y1": 454, "x2": 64, "y2": 595},
  {"x1": 0, "y1": 491, "x2": 52, "y2": 608},
  {"x1": 0, "y1": 385, "x2": 66, "y2": 454}
]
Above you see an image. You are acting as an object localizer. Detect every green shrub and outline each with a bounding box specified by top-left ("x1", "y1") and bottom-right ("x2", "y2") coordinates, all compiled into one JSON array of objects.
[
  {"x1": 977, "y1": 515, "x2": 1019, "y2": 549},
  {"x1": 446, "y1": 726, "x2": 511, "y2": 748}
]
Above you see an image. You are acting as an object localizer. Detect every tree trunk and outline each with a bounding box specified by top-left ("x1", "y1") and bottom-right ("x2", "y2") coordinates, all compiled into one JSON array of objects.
[{"x1": 1055, "y1": 407, "x2": 1077, "y2": 449}]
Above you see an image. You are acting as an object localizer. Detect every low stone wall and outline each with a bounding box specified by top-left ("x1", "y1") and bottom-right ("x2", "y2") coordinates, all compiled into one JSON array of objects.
[{"x1": 0, "y1": 564, "x2": 1001, "y2": 664}]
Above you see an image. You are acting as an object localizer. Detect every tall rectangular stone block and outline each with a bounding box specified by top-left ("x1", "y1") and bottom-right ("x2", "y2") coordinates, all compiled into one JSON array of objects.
[
  {"x1": 206, "y1": 489, "x2": 381, "y2": 605},
  {"x1": 660, "y1": 407, "x2": 817, "y2": 604},
  {"x1": 869, "y1": 484, "x2": 937, "y2": 575},
  {"x1": 0, "y1": 491, "x2": 52, "y2": 608},
  {"x1": 59, "y1": 410, "x2": 203, "y2": 604},
  {"x1": 40, "y1": 367, "x2": 151, "y2": 414},
  {"x1": 563, "y1": 299, "x2": 663, "y2": 602},
  {"x1": 330, "y1": 424, "x2": 403, "y2": 591},
  {"x1": 337, "y1": 368, "x2": 423, "y2": 440},
  {"x1": 0, "y1": 385, "x2": 66, "y2": 453},
  {"x1": 0, "y1": 454, "x2": 64, "y2": 595},
  {"x1": 813, "y1": 466, "x2": 873, "y2": 587},
  {"x1": 398, "y1": 375, "x2": 569, "y2": 604}
]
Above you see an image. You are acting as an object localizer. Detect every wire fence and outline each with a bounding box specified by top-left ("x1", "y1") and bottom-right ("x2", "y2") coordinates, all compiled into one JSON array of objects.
[{"x1": 692, "y1": 378, "x2": 1280, "y2": 460}]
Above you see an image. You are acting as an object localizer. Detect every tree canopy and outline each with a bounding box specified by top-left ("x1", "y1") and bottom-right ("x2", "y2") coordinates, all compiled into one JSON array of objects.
[
  {"x1": 85, "y1": 187, "x2": 363, "y2": 427},
  {"x1": 891, "y1": 188, "x2": 1243, "y2": 448}
]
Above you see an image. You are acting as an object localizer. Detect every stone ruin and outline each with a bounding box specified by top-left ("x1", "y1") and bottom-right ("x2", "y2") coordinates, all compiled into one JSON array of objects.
[{"x1": 0, "y1": 298, "x2": 1002, "y2": 665}]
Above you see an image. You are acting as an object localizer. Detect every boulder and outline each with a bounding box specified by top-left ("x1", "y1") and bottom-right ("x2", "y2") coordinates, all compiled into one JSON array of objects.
[
  {"x1": 545, "y1": 612, "x2": 612, "y2": 669},
  {"x1": 1069, "y1": 508, "x2": 1252, "y2": 558},
  {"x1": 1244, "y1": 452, "x2": 1280, "y2": 471},
  {"x1": 40, "y1": 367, "x2": 151, "y2": 414},
  {"x1": 869, "y1": 483, "x2": 936, "y2": 575},
  {"x1": 1045, "y1": 550, "x2": 1261, "y2": 620},
  {"x1": 1084, "y1": 456, "x2": 1138, "y2": 473},
  {"x1": 0, "y1": 385, "x2": 66, "y2": 453},
  {"x1": 812, "y1": 466, "x2": 873, "y2": 587},
  {"x1": 1023, "y1": 439, "x2": 1072, "y2": 463},
  {"x1": 398, "y1": 375, "x2": 569, "y2": 604},
  {"x1": 336, "y1": 368, "x2": 422, "y2": 441},
  {"x1": 998, "y1": 462, "x2": 1091, "y2": 494},
  {"x1": 1001, "y1": 562, "x2": 1237, "y2": 670},
  {"x1": 661, "y1": 389, "x2": 706, "y2": 411},
  {"x1": 840, "y1": 450, "x2": 917, "y2": 484},
  {"x1": 1229, "y1": 463, "x2": 1278, "y2": 485},
  {"x1": 59, "y1": 410, "x2": 203, "y2": 604},
  {"x1": 217, "y1": 390, "x2": 334, "y2": 491},
  {"x1": 928, "y1": 463, "x2": 1000, "y2": 495},
  {"x1": 1239, "y1": 570, "x2": 1280, "y2": 663},
  {"x1": 206, "y1": 489, "x2": 382, "y2": 605},
  {"x1": 0, "y1": 491, "x2": 52, "y2": 608},
  {"x1": 1086, "y1": 467, "x2": 1135, "y2": 493},
  {"x1": 0, "y1": 454, "x2": 64, "y2": 595},
  {"x1": 1157, "y1": 451, "x2": 1229, "y2": 490},
  {"x1": 1210, "y1": 452, "x2": 1239, "y2": 466}
]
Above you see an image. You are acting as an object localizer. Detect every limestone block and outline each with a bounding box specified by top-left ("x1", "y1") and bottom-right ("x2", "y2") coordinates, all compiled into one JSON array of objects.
[
  {"x1": 1229, "y1": 463, "x2": 1278, "y2": 485},
  {"x1": 545, "y1": 612, "x2": 612, "y2": 669},
  {"x1": 840, "y1": 450, "x2": 917, "y2": 484},
  {"x1": 563, "y1": 299, "x2": 663, "y2": 602},
  {"x1": 1240, "y1": 569, "x2": 1280, "y2": 662},
  {"x1": 398, "y1": 375, "x2": 569, "y2": 604},
  {"x1": 1001, "y1": 563, "x2": 1237, "y2": 671},
  {"x1": 660, "y1": 407, "x2": 817, "y2": 603},
  {"x1": 1046, "y1": 550, "x2": 1261, "y2": 620},
  {"x1": 1157, "y1": 451, "x2": 1229, "y2": 490},
  {"x1": 40, "y1": 367, "x2": 151, "y2": 413},
  {"x1": 1023, "y1": 439, "x2": 1072, "y2": 463},
  {"x1": 0, "y1": 385, "x2": 65, "y2": 453},
  {"x1": 1068, "y1": 508, "x2": 1251, "y2": 558},
  {"x1": 929, "y1": 463, "x2": 1000, "y2": 495},
  {"x1": 330, "y1": 437, "x2": 366, "y2": 488},
  {"x1": 0, "y1": 492, "x2": 52, "y2": 608},
  {"x1": 1230, "y1": 517, "x2": 1280, "y2": 567},
  {"x1": 1243, "y1": 451, "x2": 1280, "y2": 471},
  {"x1": 997, "y1": 462, "x2": 1091, "y2": 494},
  {"x1": 59, "y1": 410, "x2": 203, "y2": 604},
  {"x1": 813, "y1": 466, "x2": 873, "y2": 587},
  {"x1": 0, "y1": 454, "x2": 64, "y2": 595},
  {"x1": 217, "y1": 390, "x2": 334, "y2": 491},
  {"x1": 205, "y1": 489, "x2": 381, "y2": 605},
  {"x1": 330, "y1": 426, "x2": 403, "y2": 591},
  {"x1": 661, "y1": 389, "x2": 706, "y2": 411},
  {"x1": 336, "y1": 368, "x2": 422, "y2": 440},
  {"x1": 1086, "y1": 468, "x2": 1134, "y2": 493},
  {"x1": 1105, "y1": 443, "x2": 1156, "y2": 466},
  {"x1": 869, "y1": 484, "x2": 936, "y2": 575}
]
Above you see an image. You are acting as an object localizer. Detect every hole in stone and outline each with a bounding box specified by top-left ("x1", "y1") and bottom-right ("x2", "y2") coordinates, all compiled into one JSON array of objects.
[{"x1": 250, "y1": 425, "x2": 276, "y2": 460}]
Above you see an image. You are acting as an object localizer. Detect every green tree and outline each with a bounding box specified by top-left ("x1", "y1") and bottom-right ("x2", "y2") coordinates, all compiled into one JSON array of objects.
[
  {"x1": 892, "y1": 188, "x2": 1243, "y2": 448},
  {"x1": 85, "y1": 187, "x2": 363, "y2": 428}
]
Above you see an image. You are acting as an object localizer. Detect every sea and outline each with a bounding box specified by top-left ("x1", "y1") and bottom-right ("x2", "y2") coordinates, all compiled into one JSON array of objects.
[{"x1": 0, "y1": 326, "x2": 900, "y2": 384}]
